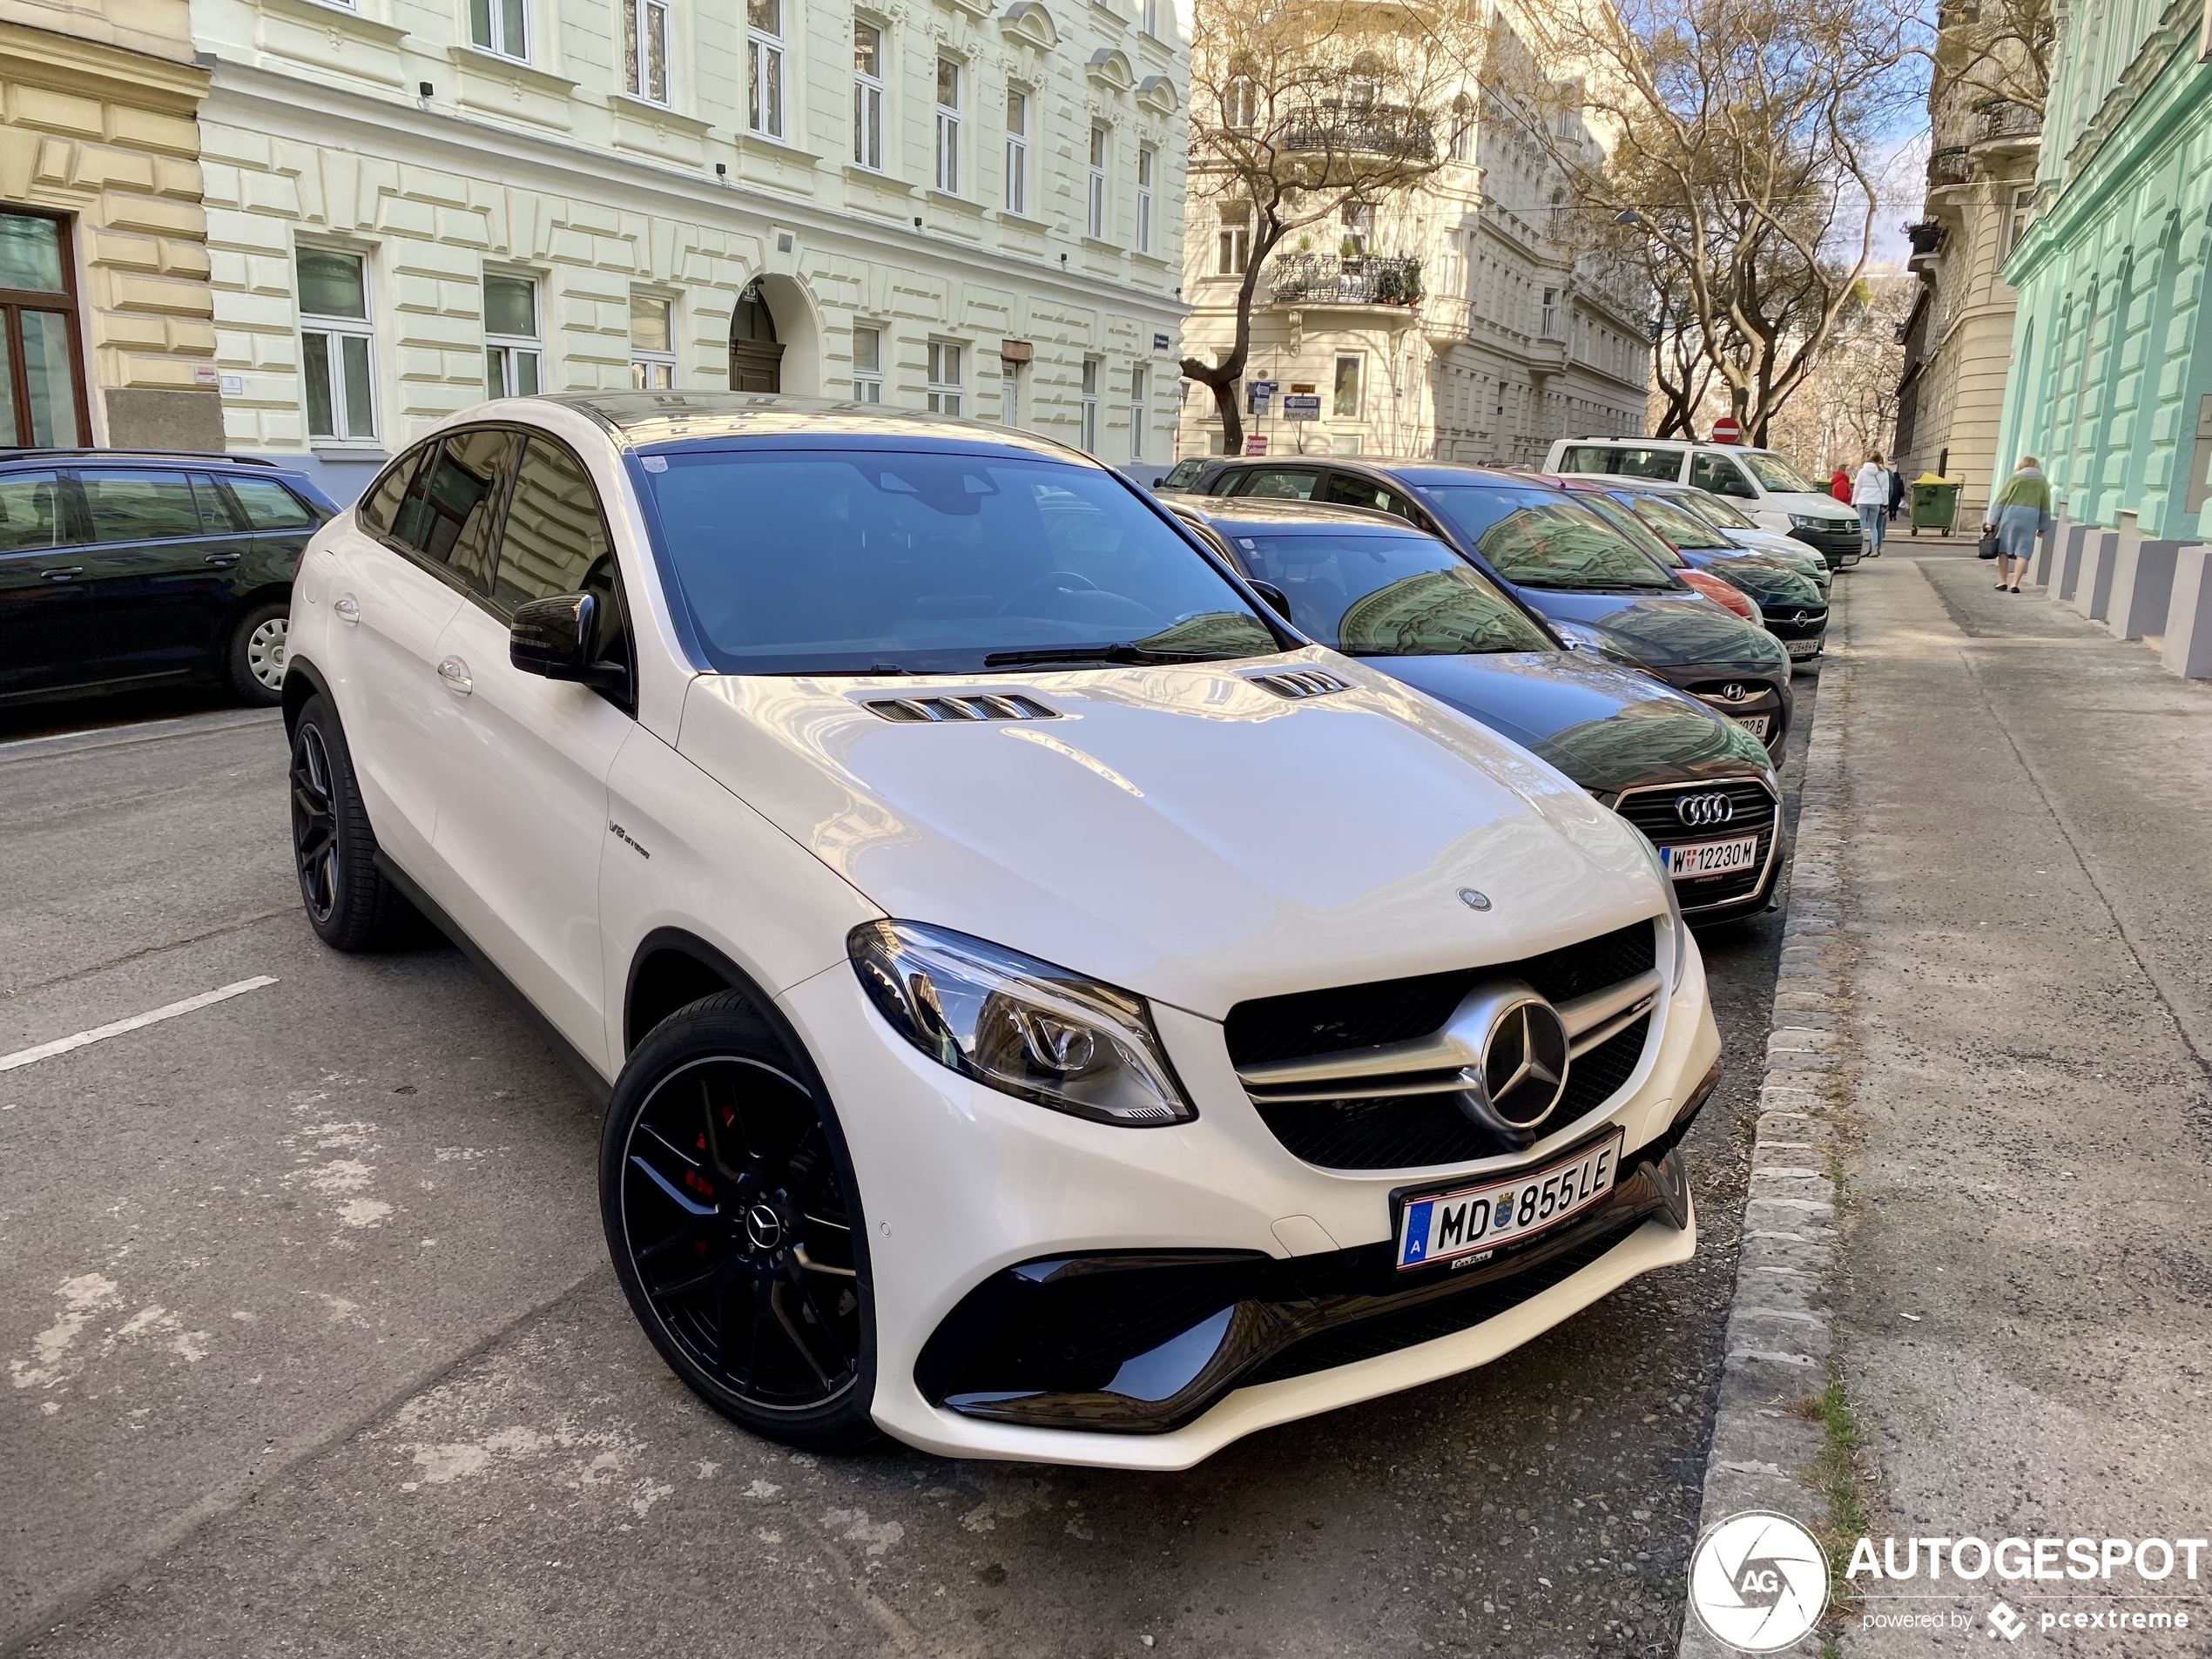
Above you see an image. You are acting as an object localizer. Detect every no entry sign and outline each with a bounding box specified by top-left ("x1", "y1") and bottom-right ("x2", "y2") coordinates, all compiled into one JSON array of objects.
[{"x1": 1710, "y1": 415, "x2": 1742, "y2": 444}]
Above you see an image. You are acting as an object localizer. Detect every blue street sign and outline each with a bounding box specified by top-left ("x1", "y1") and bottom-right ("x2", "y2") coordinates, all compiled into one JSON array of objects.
[{"x1": 1282, "y1": 394, "x2": 1322, "y2": 420}]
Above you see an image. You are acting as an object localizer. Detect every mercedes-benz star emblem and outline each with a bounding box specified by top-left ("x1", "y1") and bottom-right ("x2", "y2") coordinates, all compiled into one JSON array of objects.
[
  {"x1": 1476, "y1": 996, "x2": 1570, "y2": 1130},
  {"x1": 1458, "y1": 887, "x2": 1492, "y2": 911},
  {"x1": 1676, "y1": 792, "x2": 1736, "y2": 828},
  {"x1": 745, "y1": 1202, "x2": 786, "y2": 1252}
]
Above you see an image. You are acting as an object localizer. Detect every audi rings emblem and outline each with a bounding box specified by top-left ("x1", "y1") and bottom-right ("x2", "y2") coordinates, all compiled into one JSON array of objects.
[{"x1": 1676, "y1": 792, "x2": 1737, "y2": 829}]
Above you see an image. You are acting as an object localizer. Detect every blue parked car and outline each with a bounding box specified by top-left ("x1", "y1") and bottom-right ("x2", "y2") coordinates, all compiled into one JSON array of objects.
[
  {"x1": 1170, "y1": 495, "x2": 1784, "y2": 924},
  {"x1": 0, "y1": 449, "x2": 335, "y2": 709}
]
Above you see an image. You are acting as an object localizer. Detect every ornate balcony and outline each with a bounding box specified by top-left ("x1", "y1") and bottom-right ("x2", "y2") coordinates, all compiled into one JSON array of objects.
[
  {"x1": 1267, "y1": 253, "x2": 1424, "y2": 308},
  {"x1": 1278, "y1": 104, "x2": 1436, "y2": 163},
  {"x1": 1975, "y1": 98, "x2": 2042, "y2": 144},
  {"x1": 1928, "y1": 145, "x2": 1972, "y2": 187}
]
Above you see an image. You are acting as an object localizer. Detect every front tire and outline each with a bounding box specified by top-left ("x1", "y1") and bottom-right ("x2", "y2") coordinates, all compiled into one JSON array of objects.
[
  {"x1": 289, "y1": 694, "x2": 420, "y2": 951},
  {"x1": 227, "y1": 600, "x2": 291, "y2": 706},
  {"x1": 602, "y1": 993, "x2": 878, "y2": 1452}
]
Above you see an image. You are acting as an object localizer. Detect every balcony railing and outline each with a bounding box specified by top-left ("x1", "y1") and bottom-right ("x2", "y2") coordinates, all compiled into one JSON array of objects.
[
  {"x1": 1278, "y1": 104, "x2": 1436, "y2": 162},
  {"x1": 1976, "y1": 98, "x2": 2042, "y2": 143},
  {"x1": 1928, "y1": 145, "x2": 1972, "y2": 186},
  {"x1": 1268, "y1": 253, "x2": 1423, "y2": 307}
]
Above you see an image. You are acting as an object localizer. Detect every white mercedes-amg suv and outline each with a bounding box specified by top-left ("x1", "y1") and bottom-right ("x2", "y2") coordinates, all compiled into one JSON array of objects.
[{"x1": 281, "y1": 394, "x2": 1722, "y2": 1469}]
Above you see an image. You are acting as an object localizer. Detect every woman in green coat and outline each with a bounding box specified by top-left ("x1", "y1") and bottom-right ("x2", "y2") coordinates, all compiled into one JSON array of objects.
[{"x1": 1984, "y1": 459, "x2": 2054, "y2": 592}]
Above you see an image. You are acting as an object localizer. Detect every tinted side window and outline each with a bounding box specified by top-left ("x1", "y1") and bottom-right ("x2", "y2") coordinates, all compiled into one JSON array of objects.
[
  {"x1": 394, "y1": 428, "x2": 520, "y2": 596},
  {"x1": 80, "y1": 470, "x2": 202, "y2": 543},
  {"x1": 1689, "y1": 453, "x2": 1757, "y2": 498},
  {"x1": 1158, "y1": 459, "x2": 1206, "y2": 490},
  {"x1": 493, "y1": 437, "x2": 615, "y2": 611},
  {"x1": 360, "y1": 446, "x2": 429, "y2": 537},
  {"x1": 1322, "y1": 473, "x2": 1419, "y2": 521},
  {"x1": 227, "y1": 477, "x2": 317, "y2": 530},
  {"x1": 190, "y1": 474, "x2": 246, "y2": 531},
  {"x1": 0, "y1": 470, "x2": 67, "y2": 553},
  {"x1": 1238, "y1": 468, "x2": 1320, "y2": 500}
]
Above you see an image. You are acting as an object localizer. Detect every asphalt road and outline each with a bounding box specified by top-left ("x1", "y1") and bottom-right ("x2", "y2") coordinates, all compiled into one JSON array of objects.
[{"x1": 1, "y1": 668, "x2": 1819, "y2": 1659}]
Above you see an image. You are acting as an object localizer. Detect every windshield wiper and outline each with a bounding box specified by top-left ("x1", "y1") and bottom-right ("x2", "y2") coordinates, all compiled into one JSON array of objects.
[{"x1": 983, "y1": 643, "x2": 1222, "y2": 668}]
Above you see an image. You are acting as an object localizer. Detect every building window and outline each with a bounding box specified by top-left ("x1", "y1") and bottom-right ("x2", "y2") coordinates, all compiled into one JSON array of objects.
[
  {"x1": 483, "y1": 273, "x2": 541, "y2": 398},
  {"x1": 2004, "y1": 186, "x2": 2035, "y2": 257},
  {"x1": 853, "y1": 21, "x2": 885, "y2": 170},
  {"x1": 748, "y1": 0, "x2": 785, "y2": 138},
  {"x1": 299, "y1": 246, "x2": 375, "y2": 442},
  {"x1": 935, "y1": 58, "x2": 961, "y2": 194},
  {"x1": 1088, "y1": 125, "x2": 1109, "y2": 240},
  {"x1": 1141, "y1": 0, "x2": 1157, "y2": 32},
  {"x1": 1080, "y1": 357, "x2": 1099, "y2": 451},
  {"x1": 631, "y1": 293, "x2": 676, "y2": 388},
  {"x1": 853, "y1": 324, "x2": 882, "y2": 401},
  {"x1": 1341, "y1": 203, "x2": 1372, "y2": 256},
  {"x1": 1136, "y1": 145, "x2": 1155, "y2": 254},
  {"x1": 1130, "y1": 363, "x2": 1146, "y2": 461},
  {"x1": 1450, "y1": 93, "x2": 1474, "y2": 162},
  {"x1": 1332, "y1": 353, "x2": 1361, "y2": 418},
  {"x1": 1224, "y1": 72, "x2": 1258, "y2": 132},
  {"x1": 1541, "y1": 287, "x2": 1558, "y2": 339},
  {"x1": 1217, "y1": 205, "x2": 1250, "y2": 275},
  {"x1": 1005, "y1": 88, "x2": 1029, "y2": 216},
  {"x1": 1001, "y1": 354, "x2": 1019, "y2": 426},
  {"x1": 622, "y1": 0, "x2": 669, "y2": 104},
  {"x1": 0, "y1": 212, "x2": 85, "y2": 448},
  {"x1": 470, "y1": 0, "x2": 526, "y2": 59},
  {"x1": 927, "y1": 341, "x2": 961, "y2": 414}
]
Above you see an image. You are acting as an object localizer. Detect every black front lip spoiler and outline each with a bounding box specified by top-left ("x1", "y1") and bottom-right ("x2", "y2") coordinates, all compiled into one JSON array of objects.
[{"x1": 920, "y1": 1067, "x2": 1720, "y2": 1436}]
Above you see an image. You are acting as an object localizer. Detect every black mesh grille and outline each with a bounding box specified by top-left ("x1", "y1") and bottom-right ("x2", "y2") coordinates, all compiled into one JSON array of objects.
[
  {"x1": 1615, "y1": 781, "x2": 1777, "y2": 911},
  {"x1": 1763, "y1": 605, "x2": 1828, "y2": 640},
  {"x1": 1224, "y1": 921, "x2": 1656, "y2": 1069},
  {"x1": 1253, "y1": 1015, "x2": 1651, "y2": 1170}
]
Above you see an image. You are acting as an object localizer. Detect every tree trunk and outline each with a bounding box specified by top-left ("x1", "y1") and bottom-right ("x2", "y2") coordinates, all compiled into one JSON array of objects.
[{"x1": 1178, "y1": 221, "x2": 1285, "y2": 461}]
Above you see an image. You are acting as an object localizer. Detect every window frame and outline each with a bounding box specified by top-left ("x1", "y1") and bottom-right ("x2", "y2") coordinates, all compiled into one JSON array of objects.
[
  {"x1": 1136, "y1": 145, "x2": 1155, "y2": 254},
  {"x1": 853, "y1": 323, "x2": 884, "y2": 402},
  {"x1": 0, "y1": 207, "x2": 91, "y2": 449},
  {"x1": 1140, "y1": 0, "x2": 1157, "y2": 33},
  {"x1": 297, "y1": 243, "x2": 379, "y2": 446},
  {"x1": 1216, "y1": 206, "x2": 1250, "y2": 276},
  {"x1": 629, "y1": 292, "x2": 678, "y2": 390},
  {"x1": 926, "y1": 339, "x2": 962, "y2": 415},
  {"x1": 622, "y1": 0, "x2": 671, "y2": 106},
  {"x1": 1087, "y1": 124, "x2": 1110, "y2": 240},
  {"x1": 1004, "y1": 86, "x2": 1029, "y2": 216},
  {"x1": 747, "y1": 0, "x2": 786, "y2": 140},
  {"x1": 1129, "y1": 363, "x2": 1146, "y2": 462},
  {"x1": 482, "y1": 270, "x2": 543, "y2": 401},
  {"x1": 853, "y1": 19, "x2": 885, "y2": 171},
  {"x1": 1080, "y1": 356, "x2": 1100, "y2": 452},
  {"x1": 1332, "y1": 353, "x2": 1363, "y2": 420},
  {"x1": 469, "y1": 0, "x2": 528, "y2": 60},
  {"x1": 934, "y1": 57, "x2": 962, "y2": 195}
]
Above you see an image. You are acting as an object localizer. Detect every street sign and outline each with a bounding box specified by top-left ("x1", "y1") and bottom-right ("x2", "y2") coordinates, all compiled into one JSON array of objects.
[
  {"x1": 1248, "y1": 379, "x2": 1276, "y2": 414},
  {"x1": 1710, "y1": 415, "x2": 1742, "y2": 444},
  {"x1": 1153, "y1": 333, "x2": 1171, "y2": 352},
  {"x1": 1282, "y1": 394, "x2": 1322, "y2": 421},
  {"x1": 1244, "y1": 435, "x2": 1269, "y2": 455}
]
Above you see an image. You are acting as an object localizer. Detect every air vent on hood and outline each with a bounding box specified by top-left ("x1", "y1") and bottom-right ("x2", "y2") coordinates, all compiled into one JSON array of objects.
[
  {"x1": 864, "y1": 693, "x2": 1060, "y2": 723},
  {"x1": 1245, "y1": 669, "x2": 1352, "y2": 700}
]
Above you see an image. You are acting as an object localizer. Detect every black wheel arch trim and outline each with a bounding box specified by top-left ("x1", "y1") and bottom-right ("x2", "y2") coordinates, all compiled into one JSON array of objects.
[{"x1": 280, "y1": 651, "x2": 333, "y2": 738}]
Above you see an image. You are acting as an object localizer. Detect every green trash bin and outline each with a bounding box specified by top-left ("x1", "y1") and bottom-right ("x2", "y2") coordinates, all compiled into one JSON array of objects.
[{"x1": 1909, "y1": 476, "x2": 1962, "y2": 536}]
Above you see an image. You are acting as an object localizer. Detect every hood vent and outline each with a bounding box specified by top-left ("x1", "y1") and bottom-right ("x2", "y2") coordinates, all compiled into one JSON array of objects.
[
  {"x1": 1245, "y1": 669, "x2": 1352, "y2": 700},
  {"x1": 865, "y1": 692, "x2": 1060, "y2": 723}
]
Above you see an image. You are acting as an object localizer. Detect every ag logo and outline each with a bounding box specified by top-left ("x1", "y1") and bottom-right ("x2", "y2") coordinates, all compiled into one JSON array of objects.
[{"x1": 1687, "y1": 1511, "x2": 1830, "y2": 1651}]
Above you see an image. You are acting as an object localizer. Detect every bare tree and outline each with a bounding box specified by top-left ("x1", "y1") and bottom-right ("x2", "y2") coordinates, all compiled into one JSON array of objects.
[
  {"x1": 1510, "y1": 0, "x2": 1925, "y2": 443},
  {"x1": 1181, "y1": 0, "x2": 1479, "y2": 450},
  {"x1": 1764, "y1": 273, "x2": 1912, "y2": 469},
  {"x1": 1934, "y1": 0, "x2": 2054, "y2": 117}
]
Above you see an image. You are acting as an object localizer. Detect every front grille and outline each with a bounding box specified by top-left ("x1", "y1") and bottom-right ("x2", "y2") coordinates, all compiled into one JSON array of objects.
[
  {"x1": 1789, "y1": 524, "x2": 1862, "y2": 569},
  {"x1": 1763, "y1": 605, "x2": 1828, "y2": 641},
  {"x1": 1251, "y1": 1015, "x2": 1650, "y2": 1169},
  {"x1": 1224, "y1": 920, "x2": 1656, "y2": 1069},
  {"x1": 1615, "y1": 779, "x2": 1778, "y2": 912}
]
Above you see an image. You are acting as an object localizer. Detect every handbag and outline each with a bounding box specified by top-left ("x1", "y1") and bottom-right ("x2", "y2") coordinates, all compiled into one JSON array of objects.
[{"x1": 1976, "y1": 526, "x2": 2001, "y2": 560}]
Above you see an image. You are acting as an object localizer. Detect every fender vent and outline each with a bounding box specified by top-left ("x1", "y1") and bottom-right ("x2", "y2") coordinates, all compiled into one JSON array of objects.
[
  {"x1": 865, "y1": 693, "x2": 1059, "y2": 723},
  {"x1": 1245, "y1": 669, "x2": 1352, "y2": 700}
]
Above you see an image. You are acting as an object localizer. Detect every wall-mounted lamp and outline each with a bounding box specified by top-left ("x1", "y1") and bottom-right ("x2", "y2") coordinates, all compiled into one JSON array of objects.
[
  {"x1": 418, "y1": 81, "x2": 434, "y2": 99},
  {"x1": 914, "y1": 216, "x2": 923, "y2": 228}
]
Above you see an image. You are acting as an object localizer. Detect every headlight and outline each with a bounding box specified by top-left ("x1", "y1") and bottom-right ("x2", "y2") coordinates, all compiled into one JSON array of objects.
[
  {"x1": 848, "y1": 921, "x2": 1197, "y2": 1127},
  {"x1": 1787, "y1": 514, "x2": 1828, "y2": 529}
]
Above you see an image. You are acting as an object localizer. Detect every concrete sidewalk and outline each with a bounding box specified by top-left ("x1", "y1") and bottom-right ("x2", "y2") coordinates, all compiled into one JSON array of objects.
[{"x1": 1826, "y1": 554, "x2": 2212, "y2": 1651}]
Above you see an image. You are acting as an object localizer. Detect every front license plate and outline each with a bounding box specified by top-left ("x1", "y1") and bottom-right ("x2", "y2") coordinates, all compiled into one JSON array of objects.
[
  {"x1": 1665, "y1": 833, "x2": 1762, "y2": 880},
  {"x1": 1785, "y1": 637, "x2": 1823, "y2": 658},
  {"x1": 1396, "y1": 1131, "x2": 1625, "y2": 1271},
  {"x1": 1732, "y1": 713, "x2": 1772, "y2": 738}
]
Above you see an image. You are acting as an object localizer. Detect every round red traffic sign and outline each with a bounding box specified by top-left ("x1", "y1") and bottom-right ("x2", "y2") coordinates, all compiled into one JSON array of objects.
[{"x1": 1710, "y1": 415, "x2": 1742, "y2": 444}]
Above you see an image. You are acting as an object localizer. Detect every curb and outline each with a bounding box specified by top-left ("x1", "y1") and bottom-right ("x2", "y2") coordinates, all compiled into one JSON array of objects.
[{"x1": 1678, "y1": 594, "x2": 1857, "y2": 1659}]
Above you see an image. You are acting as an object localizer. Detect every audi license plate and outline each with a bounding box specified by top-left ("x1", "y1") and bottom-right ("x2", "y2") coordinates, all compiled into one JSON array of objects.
[
  {"x1": 1732, "y1": 713, "x2": 1772, "y2": 738},
  {"x1": 1396, "y1": 1131, "x2": 1624, "y2": 1271},
  {"x1": 1664, "y1": 833, "x2": 1762, "y2": 880},
  {"x1": 1785, "y1": 637, "x2": 1823, "y2": 658}
]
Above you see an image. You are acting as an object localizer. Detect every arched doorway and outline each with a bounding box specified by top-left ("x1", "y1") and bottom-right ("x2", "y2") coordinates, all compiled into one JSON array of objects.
[{"x1": 729, "y1": 280, "x2": 783, "y2": 392}]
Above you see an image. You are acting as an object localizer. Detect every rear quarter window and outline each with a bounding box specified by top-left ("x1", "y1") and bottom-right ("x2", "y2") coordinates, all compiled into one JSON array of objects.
[{"x1": 1560, "y1": 446, "x2": 1684, "y2": 482}]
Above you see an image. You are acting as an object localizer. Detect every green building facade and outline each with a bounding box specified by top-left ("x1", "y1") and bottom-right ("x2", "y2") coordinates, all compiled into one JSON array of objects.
[{"x1": 1997, "y1": 0, "x2": 2212, "y2": 538}]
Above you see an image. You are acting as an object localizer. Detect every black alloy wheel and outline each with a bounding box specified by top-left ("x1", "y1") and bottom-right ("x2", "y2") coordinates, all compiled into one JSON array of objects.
[
  {"x1": 292, "y1": 720, "x2": 340, "y2": 926},
  {"x1": 287, "y1": 694, "x2": 420, "y2": 951},
  {"x1": 603, "y1": 994, "x2": 877, "y2": 1449}
]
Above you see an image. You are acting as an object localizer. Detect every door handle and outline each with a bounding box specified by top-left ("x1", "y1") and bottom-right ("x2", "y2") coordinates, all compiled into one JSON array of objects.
[
  {"x1": 39, "y1": 567, "x2": 84, "y2": 581},
  {"x1": 436, "y1": 656, "x2": 473, "y2": 695},
  {"x1": 203, "y1": 553, "x2": 240, "y2": 567},
  {"x1": 333, "y1": 596, "x2": 360, "y2": 623}
]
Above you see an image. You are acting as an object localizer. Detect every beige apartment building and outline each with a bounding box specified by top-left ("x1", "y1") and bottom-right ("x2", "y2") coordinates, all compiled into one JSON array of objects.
[{"x1": 0, "y1": 0, "x2": 219, "y2": 449}]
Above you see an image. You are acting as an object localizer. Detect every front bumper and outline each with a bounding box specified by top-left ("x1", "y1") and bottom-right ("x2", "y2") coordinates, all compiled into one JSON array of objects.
[
  {"x1": 773, "y1": 924, "x2": 1723, "y2": 1468},
  {"x1": 1664, "y1": 671, "x2": 1791, "y2": 758},
  {"x1": 1789, "y1": 523, "x2": 1863, "y2": 570}
]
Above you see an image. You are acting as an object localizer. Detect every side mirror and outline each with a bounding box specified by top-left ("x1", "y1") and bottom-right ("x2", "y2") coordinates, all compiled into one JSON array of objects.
[
  {"x1": 510, "y1": 592, "x2": 627, "y2": 692},
  {"x1": 1246, "y1": 578, "x2": 1293, "y2": 621}
]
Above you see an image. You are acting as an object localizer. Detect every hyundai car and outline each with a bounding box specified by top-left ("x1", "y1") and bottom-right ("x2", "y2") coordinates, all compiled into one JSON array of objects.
[{"x1": 280, "y1": 394, "x2": 1723, "y2": 1469}]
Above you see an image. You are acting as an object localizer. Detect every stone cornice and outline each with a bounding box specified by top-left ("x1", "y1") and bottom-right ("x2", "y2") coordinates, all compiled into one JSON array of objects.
[{"x1": 0, "y1": 15, "x2": 206, "y2": 109}]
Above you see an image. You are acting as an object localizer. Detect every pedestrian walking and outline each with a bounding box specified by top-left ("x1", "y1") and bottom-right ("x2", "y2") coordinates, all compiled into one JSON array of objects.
[
  {"x1": 1853, "y1": 451, "x2": 1890, "y2": 556},
  {"x1": 1981, "y1": 455, "x2": 2053, "y2": 593},
  {"x1": 1830, "y1": 465, "x2": 1852, "y2": 503},
  {"x1": 1885, "y1": 463, "x2": 1905, "y2": 523}
]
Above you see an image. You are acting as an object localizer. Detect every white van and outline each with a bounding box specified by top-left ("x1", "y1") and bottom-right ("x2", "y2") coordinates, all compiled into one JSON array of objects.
[{"x1": 1543, "y1": 437, "x2": 1865, "y2": 570}]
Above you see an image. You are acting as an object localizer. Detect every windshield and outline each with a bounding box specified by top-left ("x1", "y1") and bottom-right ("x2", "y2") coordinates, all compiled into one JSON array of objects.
[
  {"x1": 1679, "y1": 489, "x2": 1757, "y2": 530},
  {"x1": 1741, "y1": 451, "x2": 1818, "y2": 494},
  {"x1": 1224, "y1": 529, "x2": 1553, "y2": 656},
  {"x1": 1422, "y1": 485, "x2": 1678, "y2": 591},
  {"x1": 1576, "y1": 493, "x2": 1684, "y2": 567},
  {"x1": 1629, "y1": 493, "x2": 1735, "y2": 550},
  {"x1": 640, "y1": 449, "x2": 1280, "y2": 675}
]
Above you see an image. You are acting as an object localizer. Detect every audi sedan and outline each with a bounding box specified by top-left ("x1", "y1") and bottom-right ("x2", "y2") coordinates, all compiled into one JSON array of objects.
[
  {"x1": 1195, "y1": 457, "x2": 1795, "y2": 756},
  {"x1": 1171, "y1": 496, "x2": 1784, "y2": 923}
]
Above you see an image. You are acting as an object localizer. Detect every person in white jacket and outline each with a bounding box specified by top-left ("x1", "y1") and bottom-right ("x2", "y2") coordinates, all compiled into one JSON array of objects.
[{"x1": 1852, "y1": 451, "x2": 1890, "y2": 556}]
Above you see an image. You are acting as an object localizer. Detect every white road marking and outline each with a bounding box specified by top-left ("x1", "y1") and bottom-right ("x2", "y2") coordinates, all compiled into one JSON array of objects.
[{"x1": 0, "y1": 976, "x2": 278, "y2": 1073}]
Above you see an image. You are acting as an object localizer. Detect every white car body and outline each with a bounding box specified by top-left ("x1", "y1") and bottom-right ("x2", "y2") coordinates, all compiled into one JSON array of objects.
[
  {"x1": 1541, "y1": 436, "x2": 1862, "y2": 550},
  {"x1": 287, "y1": 395, "x2": 1723, "y2": 1468}
]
